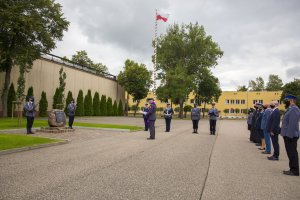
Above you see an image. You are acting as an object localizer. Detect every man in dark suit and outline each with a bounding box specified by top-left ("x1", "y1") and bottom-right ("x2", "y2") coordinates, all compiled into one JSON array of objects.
[
  {"x1": 281, "y1": 95, "x2": 300, "y2": 176},
  {"x1": 146, "y1": 98, "x2": 156, "y2": 140},
  {"x1": 267, "y1": 101, "x2": 281, "y2": 161}
]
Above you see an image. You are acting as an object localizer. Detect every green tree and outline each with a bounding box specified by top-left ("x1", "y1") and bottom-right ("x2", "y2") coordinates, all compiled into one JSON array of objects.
[
  {"x1": 113, "y1": 100, "x2": 118, "y2": 116},
  {"x1": 52, "y1": 88, "x2": 59, "y2": 109},
  {"x1": 249, "y1": 77, "x2": 265, "y2": 91},
  {"x1": 155, "y1": 23, "x2": 223, "y2": 118},
  {"x1": 16, "y1": 67, "x2": 26, "y2": 101},
  {"x1": 106, "y1": 97, "x2": 113, "y2": 116},
  {"x1": 196, "y1": 69, "x2": 222, "y2": 118},
  {"x1": 100, "y1": 95, "x2": 107, "y2": 116},
  {"x1": 0, "y1": 0, "x2": 69, "y2": 117},
  {"x1": 76, "y1": 90, "x2": 84, "y2": 116},
  {"x1": 93, "y1": 92, "x2": 100, "y2": 116},
  {"x1": 281, "y1": 79, "x2": 300, "y2": 107},
  {"x1": 117, "y1": 59, "x2": 153, "y2": 116},
  {"x1": 39, "y1": 91, "x2": 48, "y2": 117},
  {"x1": 118, "y1": 99, "x2": 124, "y2": 116},
  {"x1": 84, "y1": 90, "x2": 93, "y2": 116},
  {"x1": 7, "y1": 83, "x2": 16, "y2": 117},
  {"x1": 237, "y1": 85, "x2": 248, "y2": 92},
  {"x1": 64, "y1": 91, "x2": 73, "y2": 114},
  {"x1": 26, "y1": 86, "x2": 34, "y2": 101},
  {"x1": 71, "y1": 50, "x2": 109, "y2": 74},
  {"x1": 266, "y1": 74, "x2": 283, "y2": 91}
]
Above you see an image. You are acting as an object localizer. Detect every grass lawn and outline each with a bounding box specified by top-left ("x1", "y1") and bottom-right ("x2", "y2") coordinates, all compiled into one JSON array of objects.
[
  {"x1": 0, "y1": 134, "x2": 61, "y2": 151},
  {"x1": 0, "y1": 118, "x2": 143, "y2": 131}
]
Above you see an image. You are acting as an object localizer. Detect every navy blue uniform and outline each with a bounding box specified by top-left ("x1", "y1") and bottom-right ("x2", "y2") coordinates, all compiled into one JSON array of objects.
[
  {"x1": 142, "y1": 107, "x2": 149, "y2": 131},
  {"x1": 163, "y1": 107, "x2": 174, "y2": 132}
]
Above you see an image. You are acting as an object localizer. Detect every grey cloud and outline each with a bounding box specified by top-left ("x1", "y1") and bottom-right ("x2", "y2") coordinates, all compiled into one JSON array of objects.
[{"x1": 286, "y1": 66, "x2": 300, "y2": 78}]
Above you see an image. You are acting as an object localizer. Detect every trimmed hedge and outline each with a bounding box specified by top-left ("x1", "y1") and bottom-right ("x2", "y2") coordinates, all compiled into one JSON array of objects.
[
  {"x1": 100, "y1": 95, "x2": 107, "y2": 116},
  {"x1": 107, "y1": 97, "x2": 113, "y2": 116},
  {"x1": 84, "y1": 90, "x2": 93, "y2": 116},
  {"x1": 118, "y1": 100, "x2": 124, "y2": 116}
]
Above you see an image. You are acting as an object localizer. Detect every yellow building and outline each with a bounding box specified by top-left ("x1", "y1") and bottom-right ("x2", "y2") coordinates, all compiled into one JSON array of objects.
[{"x1": 128, "y1": 91, "x2": 285, "y2": 117}]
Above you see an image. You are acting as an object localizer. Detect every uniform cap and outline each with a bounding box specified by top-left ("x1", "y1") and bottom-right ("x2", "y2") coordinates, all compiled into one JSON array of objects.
[{"x1": 284, "y1": 94, "x2": 297, "y2": 100}]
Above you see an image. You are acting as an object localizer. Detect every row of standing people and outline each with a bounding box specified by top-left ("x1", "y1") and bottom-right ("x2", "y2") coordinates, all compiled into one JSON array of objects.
[
  {"x1": 142, "y1": 99, "x2": 219, "y2": 140},
  {"x1": 23, "y1": 96, "x2": 76, "y2": 134},
  {"x1": 247, "y1": 94, "x2": 300, "y2": 176}
]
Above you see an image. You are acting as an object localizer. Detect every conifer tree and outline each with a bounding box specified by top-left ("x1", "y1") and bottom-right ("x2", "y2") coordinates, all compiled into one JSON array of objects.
[
  {"x1": 113, "y1": 100, "x2": 118, "y2": 116},
  {"x1": 106, "y1": 97, "x2": 113, "y2": 116},
  {"x1": 84, "y1": 90, "x2": 93, "y2": 116},
  {"x1": 100, "y1": 95, "x2": 107, "y2": 116},
  {"x1": 39, "y1": 91, "x2": 48, "y2": 117},
  {"x1": 76, "y1": 90, "x2": 84, "y2": 116},
  {"x1": 7, "y1": 83, "x2": 16, "y2": 117},
  {"x1": 93, "y1": 92, "x2": 100, "y2": 116}
]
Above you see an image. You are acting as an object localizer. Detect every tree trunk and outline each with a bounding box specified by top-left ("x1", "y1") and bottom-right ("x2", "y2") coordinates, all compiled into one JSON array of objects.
[
  {"x1": 179, "y1": 99, "x2": 184, "y2": 119},
  {"x1": 1, "y1": 64, "x2": 12, "y2": 117},
  {"x1": 125, "y1": 93, "x2": 129, "y2": 116},
  {"x1": 133, "y1": 100, "x2": 140, "y2": 117},
  {"x1": 203, "y1": 102, "x2": 206, "y2": 118}
]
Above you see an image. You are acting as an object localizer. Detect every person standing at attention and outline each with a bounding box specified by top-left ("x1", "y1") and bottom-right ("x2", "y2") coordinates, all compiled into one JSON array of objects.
[
  {"x1": 163, "y1": 103, "x2": 174, "y2": 132},
  {"x1": 142, "y1": 103, "x2": 149, "y2": 131},
  {"x1": 146, "y1": 98, "x2": 156, "y2": 140},
  {"x1": 281, "y1": 95, "x2": 300, "y2": 176},
  {"x1": 267, "y1": 101, "x2": 281, "y2": 161},
  {"x1": 24, "y1": 96, "x2": 36, "y2": 134},
  {"x1": 208, "y1": 102, "x2": 219, "y2": 135},
  {"x1": 67, "y1": 99, "x2": 76, "y2": 129},
  {"x1": 191, "y1": 103, "x2": 201, "y2": 134}
]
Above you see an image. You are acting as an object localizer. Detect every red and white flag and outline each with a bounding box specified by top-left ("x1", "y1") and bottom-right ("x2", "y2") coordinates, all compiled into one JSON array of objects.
[{"x1": 156, "y1": 11, "x2": 169, "y2": 22}]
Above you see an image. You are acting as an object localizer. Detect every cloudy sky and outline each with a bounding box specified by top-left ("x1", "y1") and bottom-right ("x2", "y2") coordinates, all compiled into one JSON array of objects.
[{"x1": 52, "y1": 0, "x2": 300, "y2": 91}]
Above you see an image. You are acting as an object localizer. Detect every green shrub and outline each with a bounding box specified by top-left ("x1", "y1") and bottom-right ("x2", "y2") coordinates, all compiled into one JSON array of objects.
[
  {"x1": 39, "y1": 91, "x2": 48, "y2": 117},
  {"x1": 93, "y1": 92, "x2": 100, "y2": 116},
  {"x1": 113, "y1": 100, "x2": 118, "y2": 116},
  {"x1": 76, "y1": 90, "x2": 84, "y2": 116},
  {"x1": 118, "y1": 100, "x2": 124, "y2": 116},
  {"x1": 106, "y1": 97, "x2": 113, "y2": 116},
  {"x1": 100, "y1": 95, "x2": 107, "y2": 116},
  {"x1": 7, "y1": 83, "x2": 16, "y2": 117},
  {"x1": 84, "y1": 90, "x2": 93, "y2": 116},
  {"x1": 26, "y1": 86, "x2": 34, "y2": 101}
]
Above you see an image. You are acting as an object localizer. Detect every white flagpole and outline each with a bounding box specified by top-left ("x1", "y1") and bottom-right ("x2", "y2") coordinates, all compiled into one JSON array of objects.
[{"x1": 153, "y1": 9, "x2": 158, "y2": 100}]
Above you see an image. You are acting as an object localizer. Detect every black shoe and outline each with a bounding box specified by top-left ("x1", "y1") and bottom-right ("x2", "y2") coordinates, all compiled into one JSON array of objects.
[
  {"x1": 147, "y1": 137, "x2": 155, "y2": 140},
  {"x1": 268, "y1": 156, "x2": 279, "y2": 161},
  {"x1": 258, "y1": 148, "x2": 265, "y2": 150},
  {"x1": 283, "y1": 170, "x2": 299, "y2": 176}
]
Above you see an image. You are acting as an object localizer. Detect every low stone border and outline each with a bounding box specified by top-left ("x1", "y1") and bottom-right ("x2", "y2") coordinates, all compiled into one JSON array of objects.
[
  {"x1": 0, "y1": 139, "x2": 69, "y2": 156},
  {"x1": 73, "y1": 126, "x2": 132, "y2": 132}
]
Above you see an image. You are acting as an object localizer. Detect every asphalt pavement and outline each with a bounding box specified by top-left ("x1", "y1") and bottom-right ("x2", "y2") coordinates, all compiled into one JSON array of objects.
[{"x1": 0, "y1": 117, "x2": 299, "y2": 200}]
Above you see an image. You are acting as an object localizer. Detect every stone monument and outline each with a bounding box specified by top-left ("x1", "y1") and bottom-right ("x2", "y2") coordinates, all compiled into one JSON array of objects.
[{"x1": 37, "y1": 109, "x2": 75, "y2": 133}]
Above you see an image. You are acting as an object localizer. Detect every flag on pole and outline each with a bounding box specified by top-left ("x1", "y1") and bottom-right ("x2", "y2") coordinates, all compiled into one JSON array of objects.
[{"x1": 156, "y1": 11, "x2": 169, "y2": 22}]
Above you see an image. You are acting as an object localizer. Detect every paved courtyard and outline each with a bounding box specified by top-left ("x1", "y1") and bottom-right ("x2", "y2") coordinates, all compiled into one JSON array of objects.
[{"x1": 0, "y1": 117, "x2": 299, "y2": 200}]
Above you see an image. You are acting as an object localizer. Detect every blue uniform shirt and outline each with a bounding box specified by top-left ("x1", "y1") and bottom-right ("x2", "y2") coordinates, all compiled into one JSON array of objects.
[
  {"x1": 281, "y1": 105, "x2": 300, "y2": 138},
  {"x1": 24, "y1": 101, "x2": 35, "y2": 117}
]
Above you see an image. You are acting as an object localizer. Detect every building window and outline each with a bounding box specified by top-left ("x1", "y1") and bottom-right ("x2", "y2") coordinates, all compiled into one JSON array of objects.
[
  {"x1": 241, "y1": 100, "x2": 246, "y2": 104},
  {"x1": 230, "y1": 108, "x2": 234, "y2": 113},
  {"x1": 230, "y1": 99, "x2": 235, "y2": 104},
  {"x1": 253, "y1": 100, "x2": 258, "y2": 104},
  {"x1": 259, "y1": 100, "x2": 263, "y2": 104},
  {"x1": 225, "y1": 99, "x2": 229, "y2": 104},
  {"x1": 236, "y1": 100, "x2": 240, "y2": 104},
  {"x1": 190, "y1": 99, "x2": 194, "y2": 104}
]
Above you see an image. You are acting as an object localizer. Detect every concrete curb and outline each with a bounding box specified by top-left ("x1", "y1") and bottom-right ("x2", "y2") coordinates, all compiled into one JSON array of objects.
[
  {"x1": 0, "y1": 139, "x2": 69, "y2": 156},
  {"x1": 73, "y1": 126, "x2": 133, "y2": 132}
]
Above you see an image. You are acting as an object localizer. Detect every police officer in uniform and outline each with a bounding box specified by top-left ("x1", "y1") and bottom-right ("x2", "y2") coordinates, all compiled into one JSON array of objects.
[
  {"x1": 208, "y1": 102, "x2": 219, "y2": 135},
  {"x1": 163, "y1": 103, "x2": 174, "y2": 132},
  {"x1": 24, "y1": 96, "x2": 36, "y2": 134},
  {"x1": 191, "y1": 103, "x2": 201, "y2": 133},
  {"x1": 67, "y1": 99, "x2": 76, "y2": 129},
  {"x1": 142, "y1": 103, "x2": 149, "y2": 131},
  {"x1": 281, "y1": 94, "x2": 300, "y2": 176},
  {"x1": 146, "y1": 98, "x2": 156, "y2": 140}
]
